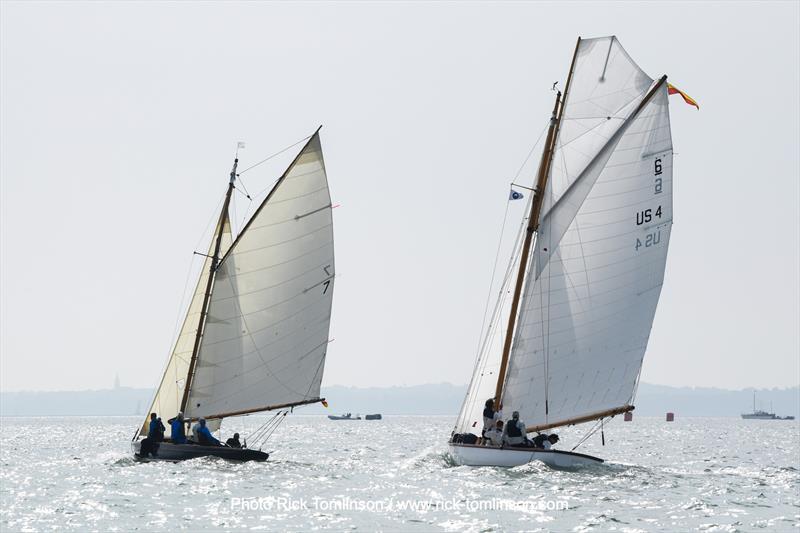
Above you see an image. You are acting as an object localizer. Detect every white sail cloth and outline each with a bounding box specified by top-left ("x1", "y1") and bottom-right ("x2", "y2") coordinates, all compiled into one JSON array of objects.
[
  {"x1": 502, "y1": 37, "x2": 674, "y2": 429},
  {"x1": 184, "y1": 133, "x2": 335, "y2": 420},
  {"x1": 140, "y1": 217, "x2": 232, "y2": 436}
]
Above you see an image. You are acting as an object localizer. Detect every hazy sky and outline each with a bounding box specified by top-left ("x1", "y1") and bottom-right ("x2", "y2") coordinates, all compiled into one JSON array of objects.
[{"x1": 1, "y1": 1, "x2": 798, "y2": 392}]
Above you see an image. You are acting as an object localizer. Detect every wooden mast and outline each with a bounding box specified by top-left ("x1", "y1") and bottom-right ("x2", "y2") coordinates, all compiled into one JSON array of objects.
[
  {"x1": 493, "y1": 37, "x2": 582, "y2": 411},
  {"x1": 179, "y1": 158, "x2": 238, "y2": 414}
]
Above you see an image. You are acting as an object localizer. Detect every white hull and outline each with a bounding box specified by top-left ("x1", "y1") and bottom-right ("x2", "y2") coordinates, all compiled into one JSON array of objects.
[{"x1": 448, "y1": 443, "x2": 603, "y2": 468}]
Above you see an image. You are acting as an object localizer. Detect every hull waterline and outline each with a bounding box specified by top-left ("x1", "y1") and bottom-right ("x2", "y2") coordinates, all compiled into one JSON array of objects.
[
  {"x1": 448, "y1": 443, "x2": 603, "y2": 468},
  {"x1": 132, "y1": 441, "x2": 269, "y2": 462}
]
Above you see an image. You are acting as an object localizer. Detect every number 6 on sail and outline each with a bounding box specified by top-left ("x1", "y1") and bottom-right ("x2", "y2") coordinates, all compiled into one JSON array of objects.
[{"x1": 450, "y1": 36, "x2": 692, "y2": 468}]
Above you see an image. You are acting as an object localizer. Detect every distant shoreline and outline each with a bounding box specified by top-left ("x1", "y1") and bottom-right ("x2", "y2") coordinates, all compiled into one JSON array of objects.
[{"x1": 1, "y1": 383, "x2": 797, "y2": 418}]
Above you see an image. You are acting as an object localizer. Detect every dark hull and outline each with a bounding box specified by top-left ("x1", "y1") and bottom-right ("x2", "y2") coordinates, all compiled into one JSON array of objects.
[{"x1": 132, "y1": 441, "x2": 269, "y2": 462}]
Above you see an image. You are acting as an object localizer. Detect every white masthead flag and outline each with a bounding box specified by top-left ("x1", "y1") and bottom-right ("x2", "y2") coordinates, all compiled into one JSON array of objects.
[{"x1": 509, "y1": 189, "x2": 524, "y2": 201}]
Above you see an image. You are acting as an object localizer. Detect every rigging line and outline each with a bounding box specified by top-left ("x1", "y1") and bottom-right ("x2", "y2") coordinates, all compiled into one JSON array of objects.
[
  {"x1": 473, "y1": 199, "x2": 512, "y2": 358},
  {"x1": 513, "y1": 121, "x2": 551, "y2": 180},
  {"x1": 254, "y1": 413, "x2": 284, "y2": 444},
  {"x1": 236, "y1": 176, "x2": 252, "y2": 199},
  {"x1": 231, "y1": 191, "x2": 237, "y2": 239},
  {"x1": 252, "y1": 411, "x2": 284, "y2": 442},
  {"x1": 153, "y1": 193, "x2": 226, "y2": 402},
  {"x1": 544, "y1": 192, "x2": 553, "y2": 418},
  {"x1": 233, "y1": 185, "x2": 252, "y2": 200},
  {"x1": 193, "y1": 195, "x2": 226, "y2": 253},
  {"x1": 247, "y1": 412, "x2": 281, "y2": 445},
  {"x1": 234, "y1": 178, "x2": 255, "y2": 232},
  {"x1": 260, "y1": 411, "x2": 289, "y2": 446},
  {"x1": 570, "y1": 418, "x2": 604, "y2": 451},
  {"x1": 250, "y1": 411, "x2": 288, "y2": 448},
  {"x1": 238, "y1": 134, "x2": 313, "y2": 175},
  {"x1": 455, "y1": 120, "x2": 549, "y2": 430},
  {"x1": 470, "y1": 208, "x2": 527, "y2": 389},
  {"x1": 247, "y1": 414, "x2": 274, "y2": 441}
]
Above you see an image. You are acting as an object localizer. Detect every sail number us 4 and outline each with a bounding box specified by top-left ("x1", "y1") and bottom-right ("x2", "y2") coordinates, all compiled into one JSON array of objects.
[{"x1": 634, "y1": 156, "x2": 666, "y2": 251}]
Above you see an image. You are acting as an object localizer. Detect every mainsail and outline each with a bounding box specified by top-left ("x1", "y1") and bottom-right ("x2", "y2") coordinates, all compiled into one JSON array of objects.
[
  {"x1": 140, "y1": 131, "x2": 334, "y2": 435},
  {"x1": 456, "y1": 36, "x2": 673, "y2": 434}
]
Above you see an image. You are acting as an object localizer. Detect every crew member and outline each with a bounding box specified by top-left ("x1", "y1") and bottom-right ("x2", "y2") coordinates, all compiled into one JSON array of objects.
[{"x1": 503, "y1": 411, "x2": 526, "y2": 447}]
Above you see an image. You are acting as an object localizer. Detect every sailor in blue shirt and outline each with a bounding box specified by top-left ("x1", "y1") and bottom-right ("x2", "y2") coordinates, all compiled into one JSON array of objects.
[
  {"x1": 149, "y1": 414, "x2": 165, "y2": 442},
  {"x1": 167, "y1": 412, "x2": 187, "y2": 444},
  {"x1": 137, "y1": 413, "x2": 165, "y2": 458},
  {"x1": 192, "y1": 418, "x2": 221, "y2": 446}
]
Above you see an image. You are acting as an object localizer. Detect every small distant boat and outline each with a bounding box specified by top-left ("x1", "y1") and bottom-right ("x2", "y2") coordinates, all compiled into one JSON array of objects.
[
  {"x1": 741, "y1": 410, "x2": 778, "y2": 420},
  {"x1": 328, "y1": 413, "x2": 361, "y2": 420},
  {"x1": 365, "y1": 414, "x2": 382, "y2": 420},
  {"x1": 741, "y1": 392, "x2": 794, "y2": 420}
]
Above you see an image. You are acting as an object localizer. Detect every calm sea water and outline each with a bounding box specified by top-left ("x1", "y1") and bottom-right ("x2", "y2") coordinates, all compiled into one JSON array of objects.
[{"x1": 1, "y1": 415, "x2": 798, "y2": 532}]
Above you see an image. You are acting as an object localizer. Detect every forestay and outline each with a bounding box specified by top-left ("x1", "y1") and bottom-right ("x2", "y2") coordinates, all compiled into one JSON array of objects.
[
  {"x1": 502, "y1": 37, "x2": 674, "y2": 430},
  {"x1": 140, "y1": 217, "x2": 232, "y2": 437},
  {"x1": 184, "y1": 133, "x2": 335, "y2": 421}
]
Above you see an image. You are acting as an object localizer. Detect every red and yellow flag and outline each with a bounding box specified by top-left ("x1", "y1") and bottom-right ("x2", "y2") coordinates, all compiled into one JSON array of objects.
[{"x1": 667, "y1": 83, "x2": 699, "y2": 110}]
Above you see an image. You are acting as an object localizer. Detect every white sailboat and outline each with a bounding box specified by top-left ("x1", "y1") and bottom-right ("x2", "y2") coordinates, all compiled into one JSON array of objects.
[
  {"x1": 450, "y1": 36, "x2": 683, "y2": 468},
  {"x1": 132, "y1": 129, "x2": 336, "y2": 462}
]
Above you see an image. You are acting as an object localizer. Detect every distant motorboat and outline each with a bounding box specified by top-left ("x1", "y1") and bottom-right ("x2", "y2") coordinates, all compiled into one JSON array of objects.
[
  {"x1": 741, "y1": 410, "x2": 778, "y2": 420},
  {"x1": 365, "y1": 414, "x2": 382, "y2": 420},
  {"x1": 741, "y1": 392, "x2": 794, "y2": 420},
  {"x1": 328, "y1": 413, "x2": 361, "y2": 420}
]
